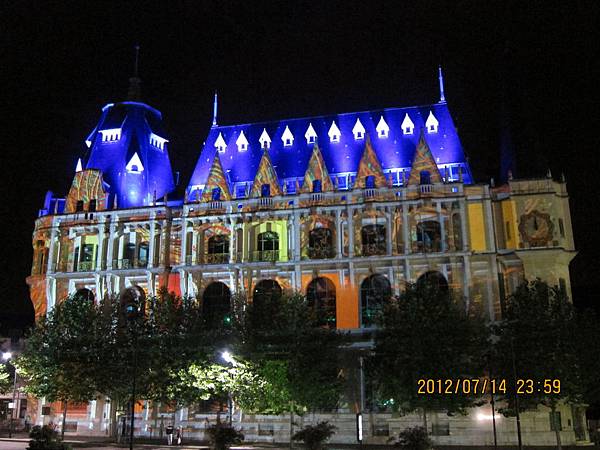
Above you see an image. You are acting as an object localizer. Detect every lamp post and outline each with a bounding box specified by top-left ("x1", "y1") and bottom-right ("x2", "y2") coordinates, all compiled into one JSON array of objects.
[
  {"x1": 2, "y1": 352, "x2": 17, "y2": 439},
  {"x1": 220, "y1": 351, "x2": 235, "y2": 425}
]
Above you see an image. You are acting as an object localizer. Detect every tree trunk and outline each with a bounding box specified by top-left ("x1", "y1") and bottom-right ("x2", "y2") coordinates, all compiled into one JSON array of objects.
[
  {"x1": 422, "y1": 407, "x2": 428, "y2": 432},
  {"x1": 61, "y1": 401, "x2": 68, "y2": 441},
  {"x1": 289, "y1": 400, "x2": 294, "y2": 450},
  {"x1": 551, "y1": 404, "x2": 562, "y2": 450}
]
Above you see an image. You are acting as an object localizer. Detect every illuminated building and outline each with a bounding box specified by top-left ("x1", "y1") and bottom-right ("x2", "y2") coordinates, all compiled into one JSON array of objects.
[{"x1": 26, "y1": 70, "x2": 587, "y2": 445}]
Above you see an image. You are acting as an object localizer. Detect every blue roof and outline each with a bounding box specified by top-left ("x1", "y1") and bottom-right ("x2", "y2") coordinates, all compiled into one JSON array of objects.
[
  {"x1": 188, "y1": 102, "x2": 473, "y2": 195},
  {"x1": 84, "y1": 101, "x2": 175, "y2": 208}
]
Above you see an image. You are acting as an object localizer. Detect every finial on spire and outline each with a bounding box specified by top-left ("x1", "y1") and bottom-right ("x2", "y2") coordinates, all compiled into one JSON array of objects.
[
  {"x1": 127, "y1": 44, "x2": 142, "y2": 101},
  {"x1": 438, "y1": 65, "x2": 446, "y2": 103},
  {"x1": 212, "y1": 91, "x2": 218, "y2": 127},
  {"x1": 546, "y1": 168, "x2": 552, "y2": 179}
]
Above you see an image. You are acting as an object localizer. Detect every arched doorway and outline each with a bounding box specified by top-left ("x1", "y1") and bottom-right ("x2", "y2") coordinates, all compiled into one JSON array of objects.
[
  {"x1": 253, "y1": 279, "x2": 282, "y2": 315},
  {"x1": 416, "y1": 271, "x2": 449, "y2": 293},
  {"x1": 360, "y1": 274, "x2": 391, "y2": 327},
  {"x1": 202, "y1": 282, "x2": 232, "y2": 326},
  {"x1": 306, "y1": 277, "x2": 336, "y2": 327},
  {"x1": 74, "y1": 288, "x2": 94, "y2": 302}
]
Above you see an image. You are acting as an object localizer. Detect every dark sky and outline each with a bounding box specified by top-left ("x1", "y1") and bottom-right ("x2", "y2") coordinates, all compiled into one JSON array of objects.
[{"x1": 2, "y1": 1, "x2": 599, "y2": 331}]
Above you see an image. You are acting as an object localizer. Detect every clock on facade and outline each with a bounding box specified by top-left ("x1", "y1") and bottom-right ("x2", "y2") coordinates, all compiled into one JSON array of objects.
[{"x1": 519, "y1": 210, "x2": 554, "y2": 247}]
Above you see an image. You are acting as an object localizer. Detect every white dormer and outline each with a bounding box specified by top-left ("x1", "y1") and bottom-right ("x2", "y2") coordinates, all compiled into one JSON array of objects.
[
  {"x1": 305, "y1": 123, "x2": 317, "y2": 144},
  {"x1": 282, "y1": 125, "x2": 294, "y2": 147},
  {"x1": 214, "y1": 132, "x2": 227, "y2": 153},
  {"x1": 99, "y1": 128, "x2": 122, "y2": 142},
  {"x1": 328, "y1": 120, "x2": 341, "y2": 143},
  {"x1": 426, "y1": 111, "x2": 439, "y2": 133},
  {"x1": 75, "y1": 158, "x2": 83, "y2": 173},
  {"x1": 126, "y1": 152, "x2": 144, "y2": 174},
  {"x1": 352, "y1": 118, "x2": 365, "y2": 140},
  {"x1": 376, "y1": 116, "x2": 390, "y2": 138},
  {"x1": 236, "y1": 130, "x2": 249, "y2": 152},
  {"x1": 259, "y1": 128, "x2": 271, "y2": 149},
  {"x1": 401, "y1": 113, "x2": 415, "y2": 135},
  {"x1": 149, "y1": 132, "x2": 168, "y2": 150}
]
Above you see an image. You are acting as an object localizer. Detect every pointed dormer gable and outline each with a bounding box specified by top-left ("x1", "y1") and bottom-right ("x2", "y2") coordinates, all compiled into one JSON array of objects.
[
  {"x1": 401, "y1": 113, "x2": 415, "y2": 135},
  {"x1": 214, "y1": 132, "x2": 227, "y2": 153},
  {"x1": 300, "y1": 144, "x2": 334, "y2": 193},
  {"x1": 355, "y1": 135, "x2": 388, "y2": 189},
  {"x1": 407, "y1": 130, "x2": 443, "y2": 185},
  {"x1": 126, "y1": 152, "x2": 144, "y2": 174},
  {"x1": 376, "y1": 116, "x2": 390, "y2": 138},
  {"x1": 250, "y1": 148, "x2": 282, "y2": 197},
  {"x1": 236, "y1": 130, "x2": 249, "y2": 152},
  {"x1": 328, "y1": 120, "x2": 341, "y2": 143},
  {"x1": 281, "y1": 125, "x2": 294, "y2": 147},
  {"x1": 352, "y1": 118, "x2": 365, "y2": 140},
  {"x1": 201, "y1": 152, "x2": 231, "y2": 201},
  {"x1": 425, "y1": 111, "x2": 439, "y2": 133},
  {"x1": 259, "y1": 128, "x2": 271, "y2": 149},
  {"x1": 305, "y1": 123, "x2": 317, "y2": 145}
]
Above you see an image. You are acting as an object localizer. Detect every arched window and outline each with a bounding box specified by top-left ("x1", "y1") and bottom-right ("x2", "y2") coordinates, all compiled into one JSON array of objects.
[
  {"x1": 202, "y1": 282, "x2": 232, "y2": 326},
  {"x1": 306, "y1": 277, "x2": 336, "y2": 327},
  {"x1": 416, "y1": 271, "x2": 449, "y2": 293},
  {"x1": 416, "y1": 220, "x2": 442, "y2": 253},
  {"x1": 308, "y1": 228, "x2": 334, "y2": 259},
  {"x1": 361, "y1": 224, "x2": 386, "y2": 256},
  {"x1": 420, "y1": 170, "x2": 431, "y2": 185},
  {"x1": 360, "y1": 274, "x2": 391, "y2": 327},
  {"x1": 365, "y1": 175, "x2": 376, "y2": 189},
  {"x1": 257, "y1": 231, "x2": 279, "y2": 261},
  {"x1": 207, "y1": 235, "x2": 229, "y2": 263},
  {"x1": 253, "y1": 279, "x2": 282, "y2": 316}
]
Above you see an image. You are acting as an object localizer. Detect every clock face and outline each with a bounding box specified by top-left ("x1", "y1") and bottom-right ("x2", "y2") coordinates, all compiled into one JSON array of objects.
[{"x1": 519, "y1": 210, "x2": 554, "y2": 246}]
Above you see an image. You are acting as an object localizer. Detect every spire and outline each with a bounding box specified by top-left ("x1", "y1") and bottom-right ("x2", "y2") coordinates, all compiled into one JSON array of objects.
[
  {"x1": 212, "y1": 91, "x2": 218, "y2": 127},
  {"x1": 127, "y1": 45, "x2": 142, "y2": 101},
  {"x1": 438, "y1": 65, "x2": 446, "y2": 103}
]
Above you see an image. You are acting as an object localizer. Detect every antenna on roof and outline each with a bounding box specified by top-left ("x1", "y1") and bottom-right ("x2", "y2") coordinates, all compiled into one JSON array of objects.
[
  {"x1": 127, "y1": 44, "x2": 142, "y2": 101},
  {"x1": 212, "y1": 91, "x2": 218, "y2": 127},
  {"x1": 438, "y1": 65, "x2": 446, "y2": 103}
]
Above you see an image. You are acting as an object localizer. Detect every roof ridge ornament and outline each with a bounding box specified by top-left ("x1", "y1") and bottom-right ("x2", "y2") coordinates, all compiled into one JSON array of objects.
[
  {"x1": 127, "y1": 45, "x2": 142, "y2": 101},
  {"x1": 282, "y1": 125, "x2": 294, "y2": 147},
  {"x1": 352, "y1": 118, "x2": 365, "y2": 140},
  {"x1": 438, "y1": 65, "x2": 446, "y2": 103},
  {"x1": 376, "y1": 115, "x2": 390, "y2": 138},
  {"x1": 328, "y1": 120, "x2": 341, "y2": 143},
  {"x1": 214, "y1": 132, "x2": 227, "y2": 153},
  {"x1": 236, "y1": 130, "x2": 249, "y2": 152},
  {"x1": 212, "y1": 91, "x2": 218, "y2": 127},
  {"x1": 259, "y1": 128, "x2": 271, "y2": 149},
  {"x1": 425, "y1": 110, "x2": 439, "y2": 133},
  {"x1": 401, "y1": 113, "x2": 415, "y2": 135},
  {"x1": 305, "y1": 122, "x2": 317, "y2": 144}
]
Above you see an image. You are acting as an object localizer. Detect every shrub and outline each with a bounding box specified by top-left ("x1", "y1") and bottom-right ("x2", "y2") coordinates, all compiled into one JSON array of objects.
[
  {"x1": 205, "y1": 420, "x2": 244, "y2": 450},
  {"x1": 393, "y1": 426, "x2": 433, "y2": 450},
  {"x1": 27, "y1": 425, "x2": 71, "y2": 450},
  {"x1": 292, "y1": 421, "x2": 337, "y2": 450}
]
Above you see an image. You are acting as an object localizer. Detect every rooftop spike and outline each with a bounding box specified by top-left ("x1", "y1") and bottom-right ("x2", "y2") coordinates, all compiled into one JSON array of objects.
[
  {"x1": 438, "y1": 65, "x2": 446, "y2": 103},
  {"x1": 127, "y1": 45, "x2": 142, "y2": 101},
  {"x1": 212, "y1": 91, "x2": 218, "y2": 127}
]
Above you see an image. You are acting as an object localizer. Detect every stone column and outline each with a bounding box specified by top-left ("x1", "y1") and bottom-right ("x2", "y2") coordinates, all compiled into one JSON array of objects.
[
  {"x1": 437, "y1": 202, "x2": 447, "y2": 252},
  {"x1": 463, "y1": 255, "x2": 472, "y2": 312},
  {"x1": 191, "y1": 227, "x2": 199, "y2": 265},
  {"x1": 47, "y1": 221, "x2": 59, "y2": 273},
  {"x1": 402, "y1": 204, "x2": 410, "y2": 254},
  {"x1": 348, "y1": 208, "x2": 355, "y2": 257},
  {"x1": 293, "y1": 212, "x2": 301, "y2": 261},
  {"x1": 459, "y1": 200, "x2": 469, "y2": 251},
  {"x1": 106, "y1": 219, "x2": 119, "y2": 270},
  {"x1": 147, "y1": 213, "x2": 157, "y2": 268},
  {"x1": 181, "y1": 217, "x2": 189, "y2": 266},
  {"x1": 229, "y1": 222, "x2": 236, "y2": 263},
  {"x1": 335, "y1": 209, "x2": 342, "y2": 258},
  {"x1": 385, "y1": 207, "x2": 393, "y2": 255},
  {"x1": 96, "y1": 216, "x2": 107, "y2": 271}
]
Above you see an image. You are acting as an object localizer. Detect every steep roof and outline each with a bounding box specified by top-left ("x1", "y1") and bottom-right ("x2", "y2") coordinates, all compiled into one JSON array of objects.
[{"x1": 187, "y1": 102, "x2": 473, "y2": 196}]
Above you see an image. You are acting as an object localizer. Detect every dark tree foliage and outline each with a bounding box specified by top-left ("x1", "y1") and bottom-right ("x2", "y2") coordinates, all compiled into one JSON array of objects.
[
  {"x1": 368, "y1": 282, "x2": 488, "y2": 421},
  {"x1": 292, "y1": 421, "x2": 337, "y2": 450},
  {"x1": 0, "y1": 363, "x2": 12, "y2": 394}
]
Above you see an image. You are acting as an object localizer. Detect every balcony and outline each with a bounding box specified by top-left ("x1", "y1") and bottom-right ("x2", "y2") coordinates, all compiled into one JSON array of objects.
[
  {"x1": 77, "y1": 261, "x2": 96, "y2": 272},
  {"x1": 112, "y1": 259, "x2": 148, "y2": 270},
  {"x1": 307, "y1": 247, "x2": 335, "y2": 259},
  {"x1": 203, "y1": 253, "x2": 230, "y2": 264},
  {"x1": 250, "y1": 250, "x2": 280, "y2": 262},
  {"x1": 361, "y1": 244, "x2": 386, "y2": 257}
]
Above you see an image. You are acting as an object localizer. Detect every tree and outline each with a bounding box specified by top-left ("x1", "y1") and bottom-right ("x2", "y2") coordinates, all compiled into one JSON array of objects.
[
  {"x1": 17, "y1": 294, "x2": 99, "y2": 439},
  {"x1": 492, "y1": 279, "x2": 583, "y2": 450},
  {"x1": 368, "y1": 282, "x2": 489, "y2": 429},
  {"x1": 0, "y1": 363, "x2": 11, "y2": 394}
]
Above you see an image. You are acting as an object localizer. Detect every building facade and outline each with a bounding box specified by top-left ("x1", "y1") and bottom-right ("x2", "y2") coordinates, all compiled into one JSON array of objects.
[{"x1": 26, "y1": 73, "x2": 586, "y2": 445}]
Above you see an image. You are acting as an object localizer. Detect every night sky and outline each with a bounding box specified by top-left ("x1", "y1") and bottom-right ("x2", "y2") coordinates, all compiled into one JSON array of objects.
[{"x1": 3, "y1": 1, "x2": 599, "y2": 332}]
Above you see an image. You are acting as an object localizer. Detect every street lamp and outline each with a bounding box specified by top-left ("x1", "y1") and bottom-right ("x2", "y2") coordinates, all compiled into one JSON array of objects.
[
  {"x1": 220, "y1": 351, "x2": 235, "y2": 425},
  {"x1": 2, "y1": 352, "x2": 17, "y2": 439}
]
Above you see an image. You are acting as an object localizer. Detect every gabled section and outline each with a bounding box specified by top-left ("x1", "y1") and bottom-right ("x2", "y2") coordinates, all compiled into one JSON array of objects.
[
  {"x1": 259, "y1": 128, "x2": 271, "y2": 149},
  {"x1": 65, "y1": 169, "x2": 108, "y2": 213},
  {"x1": 376, "y1": 116, "x2": 389, "y2": 138},
  {"x1": 99, "y1": 128, "x2": 122, "y2": 142},
  {"x1": 425, "y1": 111, "x2": 439, "y2": 133},
  {"x1": 300, "y1": 144, "x2": 334, "y2": 193},
  {"x1": 281, "y1": 125, "x2": 294, "y2": 147},
  {"x1": 126, "y1": 152, "x2": 144, "y2": 174},
  {"x1": 201, "y1": 153, "x2": 231, "y2": 202},
  {"x1": 305, "y1": 123, "x2": 317, "y2": 145},
  {"x1": 249, "y1": 149, "x2": 282, "y2": 197},
  {"x1": 355, "y1": 136, "x2": 388, "y2": 189},
  {"x1": 214, "y1": 132, "x2": 227, "y2": 153},
  {"x1": 407, "y1": 131, "x2": 443, "y2": 185},
  {"x1": 236, "y1": 130, "x2": 249, "y2": 152},
  {"x1": 352, "y1": 118, "x2": 365, "y2": 140},
  {"x1": 328, "y1": 120, "x2": 341, "y2": 143},
  {"x1": 401, "y1": 113, "x2": 415, "y2": 135}
]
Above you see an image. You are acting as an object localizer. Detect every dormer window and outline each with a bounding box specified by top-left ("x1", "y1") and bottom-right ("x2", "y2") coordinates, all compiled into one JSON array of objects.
[
  {"x1": 352, "y1": 118, "x2": 365, "y2": 140},
  {"x1": 214, "y1": 132, "x2": 227, "y2": 153},
  {"x1": 99, "y1": 128, "x2": 122, "y2": 142},
  {"x1": 328, "y1": 121, "x2": 341, "y2": 143},
  {"x1": 401, "y1": 113, "x2": 414, "y2": 135},
  {"x1": 376, "y1": 116, "x2": 389, "y2": 138},
  {"x1": 236, "y1": 130, "x2": 249, "y2": 152},
  {"x1": 282, "y1": 125, "x2": 294, "y2": 147},
  {"x1": 212, "y1": 187, "x2": 221, "y2": 201},
  {"x1": 261, "y1": 183, "x2": 271, "y2": 197},
  {"x1": 426, "y1": 111, "x2": 439, "y2": 133},
  {"x1": 312, "y1": 179, "x2": 322, "y2": 193},
  {"x1": 305, "y1": 123, "x2": 317, "y2": 145},
  {"x1": 149, "y1": 132, "x2": 168, "y2": 150},
  {"x1": 126, "y1": 152, "x2": 144, "y2": 174},
  {"x1": 259, "y1": 128, "x2": 271, "y2": 149}
]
